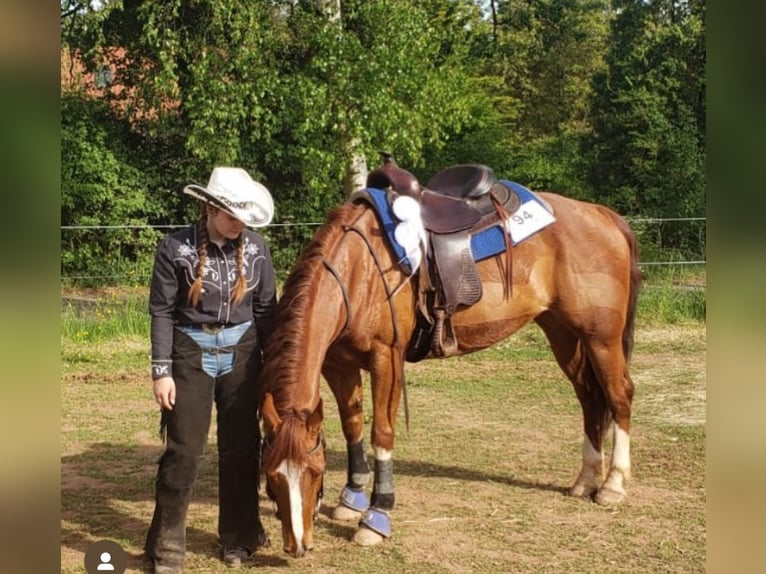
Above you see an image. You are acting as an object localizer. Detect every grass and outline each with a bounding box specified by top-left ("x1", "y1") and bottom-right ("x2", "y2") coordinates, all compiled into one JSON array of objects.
[
  {"x1": 60, "y1": 268, "x2": 706, "y2": 345},
  {"x1": 61, "y1": 289, "x2": 150, "y2": 343},
  {"x1": 61, "y1": 279, "x2": 705, "y2": 573},
  {"x1": 637, "y1": 265, "x2": 706, "y2": 324}
]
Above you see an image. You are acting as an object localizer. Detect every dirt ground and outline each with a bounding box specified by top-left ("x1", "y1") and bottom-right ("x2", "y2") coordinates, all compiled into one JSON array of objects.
[{"x1": 61, "y1": 322, "x2": 705, "y2": 573}]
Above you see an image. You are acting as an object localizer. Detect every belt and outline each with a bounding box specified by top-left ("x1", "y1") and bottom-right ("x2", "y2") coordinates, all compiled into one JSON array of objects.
[{"x1": 202, "y1": 345, "x2": 235, "y2": 355}]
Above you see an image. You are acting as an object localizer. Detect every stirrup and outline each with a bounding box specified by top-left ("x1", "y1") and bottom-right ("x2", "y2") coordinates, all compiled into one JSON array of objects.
[
  {"x1": 359, "y1": 507, "x2": 391, "y2": 538},
  {"x1": 339, "y1": 485, "x2": 370, "y2": 512},
  {"x1": 432, "y1": 308, "x2": 458, "y2": 357}
]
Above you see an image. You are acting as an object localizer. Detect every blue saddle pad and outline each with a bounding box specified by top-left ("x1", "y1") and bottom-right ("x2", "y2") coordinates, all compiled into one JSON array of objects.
[{"x1": 355, "y1": 181, "x2": 553, "y2": 271}]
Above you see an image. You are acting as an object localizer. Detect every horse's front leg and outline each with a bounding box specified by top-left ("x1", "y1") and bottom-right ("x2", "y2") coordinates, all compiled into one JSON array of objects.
[
  {"x1": 322, "y1": 363, "x2": 372, "y2": 522},
  {"x1": 353, "y1": 347, "x2": 403, "y2": 546}
]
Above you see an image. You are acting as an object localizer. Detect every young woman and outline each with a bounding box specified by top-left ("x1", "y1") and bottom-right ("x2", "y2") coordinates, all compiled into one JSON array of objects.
[{"x1": 144, "y1": 167, "x2": 277, "y2": 573}]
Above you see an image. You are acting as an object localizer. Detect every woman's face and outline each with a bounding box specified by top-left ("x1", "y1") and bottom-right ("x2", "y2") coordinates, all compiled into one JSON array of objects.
[{"x1": 207, "y1": 207, "x2": 246, "y2": 241}]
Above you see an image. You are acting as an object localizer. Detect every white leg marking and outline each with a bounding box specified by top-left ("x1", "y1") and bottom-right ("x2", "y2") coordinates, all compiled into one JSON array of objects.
[
  {"x1": 583, "y1": 435, "x2": 602, "y2": 468},
  {"x1": 611, "y1": 426, "x2": 631, "y2": 478},
  {"x1": 571, "y1": 434, "x2": 603, "y2": 497},
  {"x1": 372, "y1": 447, "x2": 392, "y2": 461},
  {"x1": 277, "y1": 459, "x2": 305, "y2": 554},
  {"x1": 595, "y1": 426, "x2": 630, "y2": 505}
]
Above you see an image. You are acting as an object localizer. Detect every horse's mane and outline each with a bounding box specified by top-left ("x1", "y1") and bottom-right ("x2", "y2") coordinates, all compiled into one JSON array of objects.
[{"x1": 261, "y1": 202, "x2": 363, "y2": 416}]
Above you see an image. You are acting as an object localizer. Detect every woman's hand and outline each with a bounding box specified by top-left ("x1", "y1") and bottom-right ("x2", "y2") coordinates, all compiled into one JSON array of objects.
[{"x1": 153, "y1": 376, "x2": 176, "y2": 410}]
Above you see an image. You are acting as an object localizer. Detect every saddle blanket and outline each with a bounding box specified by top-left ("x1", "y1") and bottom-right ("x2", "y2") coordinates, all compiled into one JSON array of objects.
[
  {"x1": 357, "y1": 180, "x2": 556, "y2": 271},
  {"x1": 471, "y1": 180, "x2": 556, "y2": 260}
]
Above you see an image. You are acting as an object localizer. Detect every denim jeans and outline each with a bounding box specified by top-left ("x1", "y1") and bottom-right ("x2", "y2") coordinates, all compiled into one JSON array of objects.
[
  {"x1": 145, "y1": 322, "x2": 267, "y2": 570},
  {"x1": 175, "y1": 321, "x2": 253, "y2": 378}
]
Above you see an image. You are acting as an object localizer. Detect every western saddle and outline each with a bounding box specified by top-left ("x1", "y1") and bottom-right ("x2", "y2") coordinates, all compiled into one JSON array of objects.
[{"x1": 365, "y1": 153, "x2": 521, "y2": 359}]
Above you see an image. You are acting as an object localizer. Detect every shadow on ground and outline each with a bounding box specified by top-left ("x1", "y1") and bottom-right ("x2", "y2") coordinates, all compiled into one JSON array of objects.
[{"x1": 62, "y1": 440, "x2": 568, "y2": 568}]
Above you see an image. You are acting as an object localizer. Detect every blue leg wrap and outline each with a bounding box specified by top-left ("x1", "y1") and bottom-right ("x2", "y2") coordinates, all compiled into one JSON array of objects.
[
  {"x1": 360, "y1": 507, "x2": 392, "y2": 538},
  {"x1": 338, "y1": 485, "x2": 370, "y2": 513}
]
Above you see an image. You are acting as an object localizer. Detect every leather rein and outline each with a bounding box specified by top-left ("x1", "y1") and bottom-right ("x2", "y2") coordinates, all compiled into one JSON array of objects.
[
  {"x1": 320, "y1": 222, "x2": 412, "y2": 429},
  {"x1": 321, "y1": 223, "x2": 402, "y2": 346}
]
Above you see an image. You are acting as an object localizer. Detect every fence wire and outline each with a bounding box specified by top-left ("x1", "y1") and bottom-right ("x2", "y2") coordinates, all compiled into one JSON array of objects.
[{"x1": 60, "y1": 218, "x2": 706, "y2": 283}]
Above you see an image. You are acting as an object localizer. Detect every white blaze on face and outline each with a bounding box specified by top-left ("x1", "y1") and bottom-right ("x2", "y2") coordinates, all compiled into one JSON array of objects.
[{"x1": 277, "y1": 459, "x2": 305, "y2": 554}]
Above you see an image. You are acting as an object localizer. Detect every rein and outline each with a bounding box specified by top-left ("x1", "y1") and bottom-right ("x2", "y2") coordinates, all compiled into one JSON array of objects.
[
  {"x1": 322, "y1": 258, "x2": 351, "y2": 334},
  {"x1": 319, "y1": 221, "x2": 412, "y2": 429},
  {"x1": 341, "y1": 224, "x2": 401, "y2": 345}
]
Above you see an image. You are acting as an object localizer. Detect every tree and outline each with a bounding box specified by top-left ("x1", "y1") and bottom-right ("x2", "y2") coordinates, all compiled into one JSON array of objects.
[
  {"x1": 588, "y1": 0, "x2": 705, "y2": 219},
  {"x1": 441, "y1": 0, "x2": 612, "y2": 194},
  {"x1": 61, "y1": 94, "x2": 163, "y2": 285}
]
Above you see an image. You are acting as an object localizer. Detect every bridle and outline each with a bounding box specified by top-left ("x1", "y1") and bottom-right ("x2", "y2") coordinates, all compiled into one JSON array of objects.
[{"x1": 262, "y1": 427, "x2": 326, "y2": 521}]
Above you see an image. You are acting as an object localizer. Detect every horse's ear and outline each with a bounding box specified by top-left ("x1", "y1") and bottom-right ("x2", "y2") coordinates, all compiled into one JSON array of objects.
[
  {"x1": 307, "y1": 398, "x2": 324, "y2": 434},
  {"x1": 261, "y1": 392, "x2": 281, "y2": 438}
]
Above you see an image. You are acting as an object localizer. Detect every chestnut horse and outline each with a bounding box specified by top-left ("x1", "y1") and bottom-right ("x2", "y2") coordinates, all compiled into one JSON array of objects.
[{"x1": 260, "y1": 163, "x2": 641, "y2": 557}]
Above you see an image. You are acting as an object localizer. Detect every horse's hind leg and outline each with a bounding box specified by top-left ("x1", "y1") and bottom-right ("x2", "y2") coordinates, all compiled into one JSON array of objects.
[
  {"x1": 322, "y1": 362, "x2": 371, "y2": 521},
  {"x1": 536, "y1": 312, "x2": 632, "y2": 504},
  {"x1": 583, "y1": 335, "x2": 634, "y2": 505}
]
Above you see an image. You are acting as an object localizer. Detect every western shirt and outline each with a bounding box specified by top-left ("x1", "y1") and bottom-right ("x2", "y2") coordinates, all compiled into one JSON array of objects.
[{"x1": 149, "y1": 222, "x2": 277, "y2": 380}]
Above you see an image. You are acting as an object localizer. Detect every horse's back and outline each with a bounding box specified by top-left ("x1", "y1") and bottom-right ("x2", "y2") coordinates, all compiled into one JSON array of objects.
[
  {"x1": 537, "y1": 192, "x2": 633, "y2": 250},
  {"x1": 454, "y1": 192, "x2": 636, "y2": 349},
  {"x1": 531, "y1": 192, "x2": 637, "y2": 326}
]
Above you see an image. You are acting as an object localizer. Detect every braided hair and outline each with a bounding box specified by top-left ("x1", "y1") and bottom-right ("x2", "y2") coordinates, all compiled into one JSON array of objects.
[{"x1": 187, "y1": 205, "x2": 248, "y2": 308}]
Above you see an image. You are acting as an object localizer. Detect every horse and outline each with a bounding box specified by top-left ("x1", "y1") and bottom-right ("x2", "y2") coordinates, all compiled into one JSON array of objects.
[{"x1": 259, "y1": 159, "x2": 641, "y2": 557}]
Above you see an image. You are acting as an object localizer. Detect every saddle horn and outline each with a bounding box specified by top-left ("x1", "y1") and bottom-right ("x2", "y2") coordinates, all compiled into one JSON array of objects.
[{"x1": 366, "y1": 151, "x2": 421, "y2": 199}]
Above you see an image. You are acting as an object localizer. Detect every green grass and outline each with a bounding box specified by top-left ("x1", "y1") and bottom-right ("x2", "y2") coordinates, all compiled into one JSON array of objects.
[
  {"x1": 637, "y1": 266, "x2": 706, "y2": 324},
  {"x1": 61, "y1": 291, "x2": 150, "y2": 344}
]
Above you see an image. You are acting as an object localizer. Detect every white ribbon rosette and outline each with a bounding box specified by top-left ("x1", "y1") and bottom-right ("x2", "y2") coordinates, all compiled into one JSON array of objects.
[{"x1": 391, "y1": 195, "x2": 428, "y2": 272}]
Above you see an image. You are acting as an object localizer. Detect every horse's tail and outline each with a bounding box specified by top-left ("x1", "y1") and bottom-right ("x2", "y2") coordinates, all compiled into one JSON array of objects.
[{"x1": 606, "y1": 209, "x2": 643, "y2": 362}]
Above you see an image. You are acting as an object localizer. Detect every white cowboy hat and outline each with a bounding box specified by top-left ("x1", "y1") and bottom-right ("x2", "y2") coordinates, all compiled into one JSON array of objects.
[{"x1": 183, "y1": 167, "x2": 274, "y2": 227}]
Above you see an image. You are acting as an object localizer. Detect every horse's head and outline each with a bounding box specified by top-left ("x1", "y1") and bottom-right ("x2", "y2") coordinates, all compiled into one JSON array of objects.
[{"x1": 261, "y1": 392, "x2": 326, "y2": 557}]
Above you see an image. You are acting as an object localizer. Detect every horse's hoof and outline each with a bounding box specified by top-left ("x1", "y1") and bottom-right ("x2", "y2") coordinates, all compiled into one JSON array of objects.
[
  {"x1": 595, "y1": 486, "x2": 626, "y2": 506},
  {"x1": 570, "y1": 483, "x2": 598, "y2": 499},
  {"x1": 333, "y1": 505, "x2": 363, "y2": 522},
  {"x1": 352, "y1": 526, "x2": 385, "y2": 547}
]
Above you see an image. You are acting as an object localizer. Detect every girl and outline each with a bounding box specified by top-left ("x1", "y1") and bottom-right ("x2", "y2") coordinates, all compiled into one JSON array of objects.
[{"x1": 144, "y1": 167, "x2": 277, "y2": 572}]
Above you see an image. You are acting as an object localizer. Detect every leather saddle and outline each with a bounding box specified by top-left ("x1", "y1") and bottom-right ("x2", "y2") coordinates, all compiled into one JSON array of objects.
[{"x1": 366, "y1": 153, "x2": 520, "y2": 359}]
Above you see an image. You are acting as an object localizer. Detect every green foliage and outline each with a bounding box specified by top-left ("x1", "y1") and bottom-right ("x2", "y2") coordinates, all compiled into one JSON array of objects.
[
  {"x1": 424, "y1": 0, "x2": 610, "y2": 193},
  {"x1": 61, "y1": 94, "x2": 162, "y2": 286},
  {"x1": 60, "y1": 0, "x2": 706, "y2": 287},
  {"x1": 263, "y1": 1, "x2": 479, "y2": 194},
  {"x1": 587, "y1": 0, "x2": 706, "y2": 225}
]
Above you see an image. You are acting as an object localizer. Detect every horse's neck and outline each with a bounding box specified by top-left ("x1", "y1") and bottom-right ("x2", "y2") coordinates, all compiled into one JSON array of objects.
[{"x1": 271, "y1": 206, "x2": 405, "y2": 413}]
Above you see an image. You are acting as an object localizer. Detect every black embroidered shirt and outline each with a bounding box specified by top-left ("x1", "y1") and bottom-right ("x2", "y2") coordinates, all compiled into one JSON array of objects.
[{"x1": 149, "y1": 222, "x2": 277, "y2": 380}]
